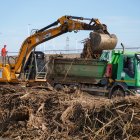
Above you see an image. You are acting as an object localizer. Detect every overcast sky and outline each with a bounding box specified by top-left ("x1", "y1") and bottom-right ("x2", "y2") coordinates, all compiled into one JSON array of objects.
[{"x1": 0, "y1": 0, "x2": 140, "y2": 54}]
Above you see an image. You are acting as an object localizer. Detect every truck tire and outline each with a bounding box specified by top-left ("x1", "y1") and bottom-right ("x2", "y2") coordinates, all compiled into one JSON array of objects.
[
  {"x1": 69, "y1": 85, "x2": 78, "y2": 93},
  {"x1": 109, "y1": 86, "x2": 125, "y2": 99},
  {"x1": 54, "y1": 84, "x2": 64, "y2": 91}
]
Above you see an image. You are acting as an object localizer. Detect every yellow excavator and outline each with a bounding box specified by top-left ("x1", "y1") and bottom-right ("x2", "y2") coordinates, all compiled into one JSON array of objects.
[{"x1": 0, "y1": 15, "x2": 117, "y2": 83}]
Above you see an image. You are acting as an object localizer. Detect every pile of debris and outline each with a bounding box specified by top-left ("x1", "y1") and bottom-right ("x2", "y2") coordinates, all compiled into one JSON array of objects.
[
  {"x1": 0, "y1": 85, "x2": 140, "y2": 140},
  {"x1": 80, "y1": 38, "x2": 103, "y2": 59}
]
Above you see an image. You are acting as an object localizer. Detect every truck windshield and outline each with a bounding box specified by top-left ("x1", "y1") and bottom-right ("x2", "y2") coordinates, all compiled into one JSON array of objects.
[{"x1": 100, "y1": 51, "x2": 110, "y2": 61}]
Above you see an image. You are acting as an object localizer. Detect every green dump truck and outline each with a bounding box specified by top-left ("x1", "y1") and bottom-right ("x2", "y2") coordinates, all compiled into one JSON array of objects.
[{"x1": 47, "y1": 50, "x2": 140, "y2": 98}]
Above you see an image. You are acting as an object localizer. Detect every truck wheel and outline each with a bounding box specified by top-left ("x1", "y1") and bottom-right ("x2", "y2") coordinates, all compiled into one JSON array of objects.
[
  {"x1": 54, "y1": 84, "x2": 64, "y2": 91},
  {"x1": 69, "y1": 85, "x2": 77, "y2": 93},
  {"x1": 109, "y1": 87, "x2": 125, "y2": 99}
]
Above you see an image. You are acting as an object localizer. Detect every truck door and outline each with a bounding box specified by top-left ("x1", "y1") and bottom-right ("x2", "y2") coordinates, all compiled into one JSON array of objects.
[
  {"x1": 122, "y1": 55, "x2": 135, "y2": 86},
  {"x1": 135, "y1": 54, "x2": 140, "y2": 87}
]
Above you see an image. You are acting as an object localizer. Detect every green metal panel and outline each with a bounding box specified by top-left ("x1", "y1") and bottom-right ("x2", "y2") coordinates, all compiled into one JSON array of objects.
[
  {"x1": 111, "y1": 51, "x2": 121, "y2": 79},
  {"x1": 116, "y1": 54, "x2": 123, "y2": 80},
  {"x1": 51, "y1": 58, "x2": 107, "y2": 79}
]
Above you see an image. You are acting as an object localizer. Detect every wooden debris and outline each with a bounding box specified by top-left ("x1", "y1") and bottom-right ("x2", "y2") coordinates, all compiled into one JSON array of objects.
[{"x1": 0, "y1": 85, "x2": 140, "y2": 139}]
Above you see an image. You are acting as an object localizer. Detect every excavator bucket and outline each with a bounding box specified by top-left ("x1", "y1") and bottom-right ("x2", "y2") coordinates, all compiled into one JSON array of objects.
[{"x1": 90, "y1": 32, "x2": 118, "y2": 51}]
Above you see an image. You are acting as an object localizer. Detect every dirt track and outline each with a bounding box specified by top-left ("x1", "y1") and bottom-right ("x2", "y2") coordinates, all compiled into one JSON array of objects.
[{"x1": 0, "y1": 84, "x2": 140, "y2": 140}]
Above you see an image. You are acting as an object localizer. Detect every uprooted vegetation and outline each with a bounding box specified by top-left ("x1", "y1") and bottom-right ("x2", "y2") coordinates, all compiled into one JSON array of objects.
[{"x1": 0, "y1": 85, "x2": 140, "y2": 140}]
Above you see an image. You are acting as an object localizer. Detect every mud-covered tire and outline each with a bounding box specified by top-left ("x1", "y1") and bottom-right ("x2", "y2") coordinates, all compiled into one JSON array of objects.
[
  {"x1": 54, "y1": 84, "x2": 64, "y2": 91},
  {"x1": 69, "y1": 85, "x2": 78, "y2": 93},
  {"x1": 109, "y1": 87, "x2": 125, "y2": 99}
]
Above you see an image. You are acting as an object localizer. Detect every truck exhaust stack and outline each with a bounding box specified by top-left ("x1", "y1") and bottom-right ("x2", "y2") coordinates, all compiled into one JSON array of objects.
[{"x1": 90, "y1": 32, "x2": 118, "y2": 51}]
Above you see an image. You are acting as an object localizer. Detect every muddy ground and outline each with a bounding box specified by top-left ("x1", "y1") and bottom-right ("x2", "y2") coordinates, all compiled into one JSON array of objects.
[{"x1": 0, "y1": 84, "x2": 140, "y2": 140}]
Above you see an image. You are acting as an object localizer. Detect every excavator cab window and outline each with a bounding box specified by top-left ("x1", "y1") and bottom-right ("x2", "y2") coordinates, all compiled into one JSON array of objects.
[
  {"x1": 24, "y1": 51, "x2": 46, "y2": 80},
  {"x1": 36, "y1": 52, "x2": 45, "y2": 59}
]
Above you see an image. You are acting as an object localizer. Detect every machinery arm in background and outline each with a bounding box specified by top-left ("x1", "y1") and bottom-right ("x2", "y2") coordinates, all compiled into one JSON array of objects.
[{"x1": 13, "y1": 15, "x2": 110, "y2": 74}]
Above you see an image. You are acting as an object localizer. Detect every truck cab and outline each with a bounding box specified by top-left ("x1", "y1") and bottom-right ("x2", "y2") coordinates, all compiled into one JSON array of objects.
[{"x1": 109, "y1": 50, "x2": 140, "y2": 97}]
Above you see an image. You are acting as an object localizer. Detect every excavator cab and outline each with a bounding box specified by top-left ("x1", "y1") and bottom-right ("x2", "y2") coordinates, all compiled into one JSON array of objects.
[{"x1": 24, "y1": 51, "x2": 47, "y2": 81}]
